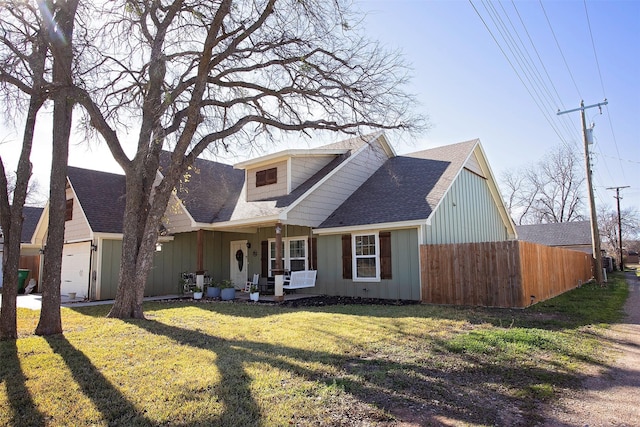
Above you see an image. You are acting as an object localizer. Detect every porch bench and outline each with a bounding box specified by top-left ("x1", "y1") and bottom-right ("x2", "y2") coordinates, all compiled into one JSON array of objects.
[{"x1": 283, "y1": 270, "x2": 317, "y2": 290}]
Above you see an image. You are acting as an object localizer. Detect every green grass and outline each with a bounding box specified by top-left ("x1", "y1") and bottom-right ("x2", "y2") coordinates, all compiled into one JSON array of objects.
[{"x1": 0, "y1": 273, "x2": 630, "y2": 426}]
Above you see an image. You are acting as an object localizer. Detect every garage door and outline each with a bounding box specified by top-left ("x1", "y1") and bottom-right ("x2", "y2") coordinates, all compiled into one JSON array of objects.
[{"x1": 61, "y1": 242, "x2": 91, "y2": 299}]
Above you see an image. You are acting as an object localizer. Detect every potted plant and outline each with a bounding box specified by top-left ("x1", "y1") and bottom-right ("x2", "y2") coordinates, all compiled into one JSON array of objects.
[
  {"x1": 193, "y1": 285, "x2": 203, "y2": 300},
  {"x1": 219, "y1": 280, "x2": 236, "y2": 301},
  {"x1": 249, "y1": 284, "x2": 259, "y2": 302},
  {"x1": 206, "y1": 282, "x2": 221, "y2": 298}
]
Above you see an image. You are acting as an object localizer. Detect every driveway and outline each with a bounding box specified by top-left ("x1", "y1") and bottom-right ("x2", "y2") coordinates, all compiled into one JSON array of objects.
[{"x1": 1, "y1": 293, "x2": 183, "y2": 309}]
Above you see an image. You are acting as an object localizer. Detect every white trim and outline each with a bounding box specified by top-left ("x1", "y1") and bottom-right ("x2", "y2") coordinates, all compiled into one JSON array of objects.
[
  {"x1": 314, "y1": 220, "x2": 424, "y2": 236},
  {"x1": 267, "y1": 235, "x2": 308, "y2": 275},
  {"x1": 352, "y1": 231, "x2": 380, "y2": 282},
  {"x1": 234, "y1": 149, "x2": 350, "y2": 169}
]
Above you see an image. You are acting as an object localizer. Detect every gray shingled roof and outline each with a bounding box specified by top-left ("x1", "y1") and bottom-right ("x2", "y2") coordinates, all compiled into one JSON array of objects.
[
  {"x1": 21, "y1": 206, "x2": 44, "y2": 243},
  {"x1": 160, "y1": 152, "x2": 245, "y2": 223},
  {"x1": 516, "y1": 221, "x2": 591, "y2": 247},
  {"x1": 67, "y1": 167, "x2": 126, "y2": 234},
  {"x1": 66, "y1": 134, "x2": 379, "y2": 230},
  {"x1": 319, "y1": 140, "x2": 477, "y2": 228}
]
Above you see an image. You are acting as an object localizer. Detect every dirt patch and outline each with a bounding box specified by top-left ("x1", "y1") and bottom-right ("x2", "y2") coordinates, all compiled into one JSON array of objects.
[{"x1": 278, "y1": 295, "x2": 421, "y2": 308}]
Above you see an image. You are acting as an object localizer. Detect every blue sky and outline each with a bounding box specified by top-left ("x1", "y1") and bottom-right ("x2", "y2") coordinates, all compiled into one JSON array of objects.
[
  {"x1": 1, "y1": 0, "x2": 638, "y2": 215},
  {"x1": 356, "y1": 0, "x2": 640, "y2": 213}
]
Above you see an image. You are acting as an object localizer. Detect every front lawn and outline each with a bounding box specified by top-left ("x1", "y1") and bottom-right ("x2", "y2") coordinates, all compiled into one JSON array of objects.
[{"x1": 0, "y1": 273, "x2": 628, "y2": 426}]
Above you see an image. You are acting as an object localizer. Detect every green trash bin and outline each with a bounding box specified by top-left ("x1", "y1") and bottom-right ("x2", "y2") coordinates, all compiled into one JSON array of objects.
[{"x1": 18, "y1": 269, "x2": 30, "y2": 294}]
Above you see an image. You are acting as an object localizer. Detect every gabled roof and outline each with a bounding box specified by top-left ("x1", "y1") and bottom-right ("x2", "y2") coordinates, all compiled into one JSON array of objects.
[
  {"x1": 67, "y1": 167, "x2": 126, "y2": 234},
  {"x1": 202, "y1": 132, "x2": 394, "y2": 227},
  {"x1": 159, "y1": 152, "x2": 245, "y2": 224},
  {"x1": 319, "y1": 139, "x2": 478, "y2": 229},
  {"x1": 516, "y1": 221, "x2": 592, "y2": 247},
  {"x1": 21, "y1": 206, "x2": 44, "y2": 243}
]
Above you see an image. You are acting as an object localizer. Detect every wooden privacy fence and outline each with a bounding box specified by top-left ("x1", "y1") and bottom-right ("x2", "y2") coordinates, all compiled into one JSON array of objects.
[{"x1": 421, "y1": 241, "x2": 593, "y2": 308}]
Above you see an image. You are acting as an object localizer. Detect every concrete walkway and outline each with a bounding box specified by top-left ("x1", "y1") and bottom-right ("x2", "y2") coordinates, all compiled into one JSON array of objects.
[
  {"x1": 2, "y1": 293, "x2": 184, "y2": 310},
  {"x1": 4, "y1": 291, "x2": 317, "y2": 310}
]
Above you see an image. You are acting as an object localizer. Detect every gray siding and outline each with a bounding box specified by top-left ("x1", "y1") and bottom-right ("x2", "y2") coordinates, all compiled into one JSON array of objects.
[
  {"x1": 425, "y1": 169, "x2": 508, "y2": 244},
  {"x1": 287, "y1": 140, "x2": 390, "y2": 226},
  {"x1": 316, "y1": 228, "x2": 421, "y2": 301},
  {"x1": 99, "y1": 232, "x2": 224, "y2": 300}
]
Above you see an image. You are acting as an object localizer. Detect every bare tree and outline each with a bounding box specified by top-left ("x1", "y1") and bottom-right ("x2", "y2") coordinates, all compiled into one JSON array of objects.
[
  {"x1": 501, "y1": 144, "x2": 585, "y2": 225},
  {"x1": 68, "y1": 0, "x2": 423, "y2": 319},
  {"x1": 35, "y1": 0, "x2": 79, "y2": 336},
  {"x1": 598, "y1": 204, "x2": 640, "y2": 256},
  {"x1": 0, "y1": 1, "x2": 49, "y2": 340}
]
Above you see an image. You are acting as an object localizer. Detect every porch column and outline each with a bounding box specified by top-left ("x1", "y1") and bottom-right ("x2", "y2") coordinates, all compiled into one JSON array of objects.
[
  {"x1": 196, "y1": 230, "x2": 205, "y2": 288},
  {"x1": 273, "y1": 222, "x2": 284, "y2": 301}
]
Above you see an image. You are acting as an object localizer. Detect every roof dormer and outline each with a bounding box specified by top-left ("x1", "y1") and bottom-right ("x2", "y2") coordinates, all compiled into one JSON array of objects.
[{"x1": 235, "y1": 149, "x2": 349, "y2": 202}]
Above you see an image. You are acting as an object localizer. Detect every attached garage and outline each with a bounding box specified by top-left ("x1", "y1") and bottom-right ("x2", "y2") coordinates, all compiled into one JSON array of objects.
[{"x1": 61, "y1": 241, "x2": 92, "y2": 299}]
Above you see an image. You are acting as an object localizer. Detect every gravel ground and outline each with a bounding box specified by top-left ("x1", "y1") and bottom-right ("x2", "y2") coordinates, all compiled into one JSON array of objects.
[{"x1": 542, "y1": 270, "x2": 640, "y2": 426}]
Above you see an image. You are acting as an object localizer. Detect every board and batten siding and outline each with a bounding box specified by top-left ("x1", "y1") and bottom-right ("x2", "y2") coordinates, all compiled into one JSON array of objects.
[
  {"x1": 424, "y1": 168, "x2": 508, "y2": 244},
  {"x1": 287, "y1": 141, "x2": 390, "y2": 226},
  {"x1": 98, "y1": 231, "x2": 223, "y2": 300},
  {"x1": 64, "y1": 188, "x2": 92, "y2": 242},
  {"x1": 316, "y1": 228, "x2": 421, "y2": 300}
]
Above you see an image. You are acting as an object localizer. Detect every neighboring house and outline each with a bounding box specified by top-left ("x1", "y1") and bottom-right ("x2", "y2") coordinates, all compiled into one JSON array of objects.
[
  {"x1": 516, "y1": 221, "x2": 592, "y2": 254},
  {"x1": 32, "y1": 133, "x2": 516, "y2": 301},
  {"x1": 0, "y1": 206, "x2": 44, "y2": 289}
]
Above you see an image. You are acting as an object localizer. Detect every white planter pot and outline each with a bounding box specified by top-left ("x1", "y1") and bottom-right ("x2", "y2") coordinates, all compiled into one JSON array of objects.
[
  {"x1": 193, "y1": 291, "x2": 203, "y2": 300},
  {"x1": 249, "y1": 292, "x2": 259, "y2": 302}
]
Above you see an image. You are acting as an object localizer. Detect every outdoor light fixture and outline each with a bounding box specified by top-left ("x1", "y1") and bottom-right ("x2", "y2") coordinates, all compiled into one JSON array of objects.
[{"x1": 156, "y1": 243, "x2": 162, "y2": 252}]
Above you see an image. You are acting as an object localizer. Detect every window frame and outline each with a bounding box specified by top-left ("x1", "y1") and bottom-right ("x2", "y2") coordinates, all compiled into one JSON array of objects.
[
  {"x1": 268, "y1": 236, "x2": 307, "y2": 275},
  {"x1": 352, "y1": 232, "x2": 380, "y2": 282}
]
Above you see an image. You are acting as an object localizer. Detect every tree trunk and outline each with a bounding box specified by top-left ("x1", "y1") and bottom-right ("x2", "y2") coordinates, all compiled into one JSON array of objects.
[
  {"x1": 107, "y1": 170, "x2": 174, "y2": 319},
  {"x1": 35, "y1": 0, "x2": 78, "y2": 336},
  {"x1": 0, "y1": 98, "x2": 41, "y2": 340}
]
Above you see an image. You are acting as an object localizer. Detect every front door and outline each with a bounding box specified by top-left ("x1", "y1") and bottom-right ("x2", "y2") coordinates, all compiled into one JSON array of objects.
[{"x1": 230, "y1": 240, "x2": 248, "y2": 289}]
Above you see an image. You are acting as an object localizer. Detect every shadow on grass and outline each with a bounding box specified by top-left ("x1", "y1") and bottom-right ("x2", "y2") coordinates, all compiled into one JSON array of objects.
[
  {"x1": 0, "y1": 340, "x2": 46, "y2": 426},
  {"x1": 129, "y1": 317, "x2": 586, "y2": 426},
  {"x1": 44, "y1": 335, "x2": 154, "y2": 426}
]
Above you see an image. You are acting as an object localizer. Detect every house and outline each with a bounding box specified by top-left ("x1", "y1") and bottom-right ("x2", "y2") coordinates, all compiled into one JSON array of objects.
[
  {"x1": 31, "y1": 133, "x2": 516, "y2": 301},
  {"x1": 0, "y1": 206, "x2": 44, "y2": 289},
  {"x1": 516, "y1": 221, "x2": 592, "y2": 254}
]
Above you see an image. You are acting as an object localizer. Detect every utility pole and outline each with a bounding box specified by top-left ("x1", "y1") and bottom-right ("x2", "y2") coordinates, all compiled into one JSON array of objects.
[
  {"x1": 607, "y1": 186, "x2": 630, "y2": 272},
  {"x1": 558, "y1": 99, "x2": 608, "y2": 285}
]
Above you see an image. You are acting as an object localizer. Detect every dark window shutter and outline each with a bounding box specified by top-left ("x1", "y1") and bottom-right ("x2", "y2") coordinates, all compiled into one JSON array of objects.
[
  {"x1": 65, "y1": 199, "x2": 73, "y2": 221},
  {"x1": 342, "y1": 234, "x2": 352, "y2": 279},
  {"x1": 307, "y1": 237, "x2": 317, "y2": 270},
  {"x1": 380, "y1": 231, "x2": 392, "y2": 279},
  {"x1": 256, "y1": 167, "x2": 277, "y2": 187},
  {"x1": 261, "y1": 240, "x2": 268, "y2": 277}
]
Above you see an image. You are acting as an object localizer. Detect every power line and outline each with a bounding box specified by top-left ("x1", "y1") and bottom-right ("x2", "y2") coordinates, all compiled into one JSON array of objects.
[
  {"x1": 582, "y1": 1, "x2": 627, "y2": 182},
  {"x1": 539, "y1": 0, "x2": 582, "y2": 99}
]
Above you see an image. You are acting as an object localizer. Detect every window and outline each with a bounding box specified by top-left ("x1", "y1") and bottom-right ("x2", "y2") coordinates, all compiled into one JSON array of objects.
[
  {"x1": 342, "y1": 231, "x2": 392, "y2": 281},
  {"x1": 65, "y1": 199, "x2": 73, "y2": 221},
  {"x1": 256, "y1": 167, "x2": 277, "y2": 187},
  {"x1": 268, "y1": 237, "x2": 306, "y2": 275},
  {"x1": 353, "y1": 233, "x2": 380, "y2": 280}
]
